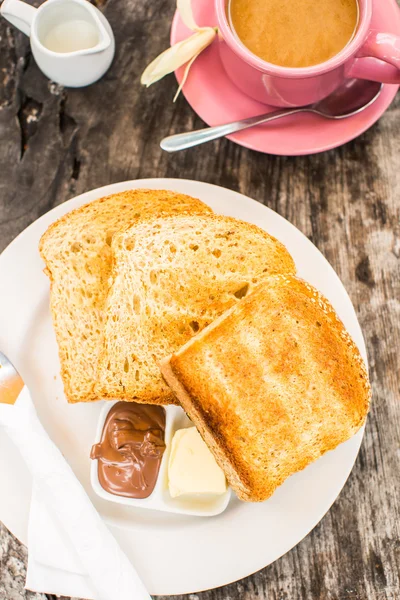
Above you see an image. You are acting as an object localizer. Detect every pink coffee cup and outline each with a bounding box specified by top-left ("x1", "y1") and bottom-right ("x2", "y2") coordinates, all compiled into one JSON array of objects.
[{"x1": 215, "y1": 0, "x2": 400, "y2": 107}]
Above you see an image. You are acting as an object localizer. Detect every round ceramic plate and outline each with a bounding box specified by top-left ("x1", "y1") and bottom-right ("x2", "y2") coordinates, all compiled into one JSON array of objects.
[
  {"x1": 170, "y1": 0, "x2": 400, "y2": 155},
  {"x1": 0, "y1": 179, "x2": 367, "y2": 595}
]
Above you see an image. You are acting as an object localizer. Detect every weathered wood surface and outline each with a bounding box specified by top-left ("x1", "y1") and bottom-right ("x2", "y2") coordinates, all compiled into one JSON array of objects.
[{"x1": 0, "y1": 0, "x2": 399, "y2": 598}]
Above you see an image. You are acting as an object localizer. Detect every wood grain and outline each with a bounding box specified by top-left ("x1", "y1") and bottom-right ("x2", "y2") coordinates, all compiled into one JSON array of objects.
[{"x1": 0, "y1": 0, "x2": 399, "y2": 598}]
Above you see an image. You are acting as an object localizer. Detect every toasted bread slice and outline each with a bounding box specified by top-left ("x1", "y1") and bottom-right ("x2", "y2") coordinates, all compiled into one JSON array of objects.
[
  {"x1": 160, "y1": 274, "x2": 371, "y2": 501},
  {"x1": 95, "y1": 214, "x2": 296, "y2": 405},
  {"x1": 39, "y1": 189, "x2": 212, "y2": 403}
]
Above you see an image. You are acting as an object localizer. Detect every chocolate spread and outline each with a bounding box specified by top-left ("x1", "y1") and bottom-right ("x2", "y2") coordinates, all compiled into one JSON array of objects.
[{"x1": 90, "y1": 402, "x2": 166, "y2": 499}]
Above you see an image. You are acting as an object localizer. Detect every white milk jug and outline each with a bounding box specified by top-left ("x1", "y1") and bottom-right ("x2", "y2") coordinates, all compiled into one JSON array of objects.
[{"x1": 1, "y1": 0, "x2": 115, "y2": 87}]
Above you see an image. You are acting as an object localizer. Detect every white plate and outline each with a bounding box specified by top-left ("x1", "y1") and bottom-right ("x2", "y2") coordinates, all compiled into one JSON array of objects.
[{"x1": 0, "y1": 178, "x2": 367, "y2": 596}]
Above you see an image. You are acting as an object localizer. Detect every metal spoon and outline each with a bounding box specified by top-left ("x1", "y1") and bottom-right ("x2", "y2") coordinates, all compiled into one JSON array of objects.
[
  {"x1": 0, "y1": 351, "x2": 24, "y2": 405},
  {"x1": 160, "y1": 79, "x2": 383, "y2": 152}
]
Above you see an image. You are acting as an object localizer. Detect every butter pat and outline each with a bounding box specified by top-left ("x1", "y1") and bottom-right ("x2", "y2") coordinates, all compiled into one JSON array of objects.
[{"x1": 168, "y1": 427, "x2": 227, "y2": 498}]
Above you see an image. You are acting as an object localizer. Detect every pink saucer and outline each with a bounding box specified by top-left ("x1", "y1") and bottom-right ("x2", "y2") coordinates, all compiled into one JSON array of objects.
[{"x1": 170, "y1": 0, "x2": 399, "y2": 155}]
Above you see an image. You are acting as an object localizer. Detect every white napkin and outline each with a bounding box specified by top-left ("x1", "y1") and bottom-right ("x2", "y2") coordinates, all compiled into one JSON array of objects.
[
  {"x1": 0, "y1": 386, "x2": 151, "y2": 600},
  {"x1": 26, "y1": 486, "x2": 96, "y2": 599}
]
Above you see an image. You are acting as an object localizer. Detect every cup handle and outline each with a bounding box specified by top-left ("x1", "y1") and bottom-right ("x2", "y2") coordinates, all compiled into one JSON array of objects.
[{"x1": 347, "y1": 30, "x2": 400, "y2": 84}]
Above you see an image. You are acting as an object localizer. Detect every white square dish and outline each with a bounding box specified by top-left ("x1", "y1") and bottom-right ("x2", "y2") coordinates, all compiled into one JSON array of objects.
[{"x1": 90, "y1": 400, "x2": 232, "y2": 517}]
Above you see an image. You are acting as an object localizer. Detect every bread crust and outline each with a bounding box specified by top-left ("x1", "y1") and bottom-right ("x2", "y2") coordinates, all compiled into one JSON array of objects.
[
  {"x1": 160, "y1": 274, "x2": 371, "y2": 501},
  {"x1": 39, "y1": 189, "x2": 212, "y2": 403},
  {"x1": 95, "y1": 214, "x2": 296, "y2": 405}
]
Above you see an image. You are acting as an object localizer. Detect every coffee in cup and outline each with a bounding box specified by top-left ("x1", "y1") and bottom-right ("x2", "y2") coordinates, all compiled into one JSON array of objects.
[{"x1": 228, "y1": 0, "x2": 359, "y2": 68}]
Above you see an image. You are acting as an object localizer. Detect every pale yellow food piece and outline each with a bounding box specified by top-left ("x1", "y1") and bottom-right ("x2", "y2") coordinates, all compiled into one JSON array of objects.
[
  {"x1": 96, "y1": 214, "x2": 296, "y2": 404},
  {"x1": 39, "y1": 189, "x2": 212, "y2": 403},
  {"x1": 160, "y1": 274, "x2": 371, "y2": 502},
  {"x1": 168, "y1": 427, "x2": 227, "y2": 498}
]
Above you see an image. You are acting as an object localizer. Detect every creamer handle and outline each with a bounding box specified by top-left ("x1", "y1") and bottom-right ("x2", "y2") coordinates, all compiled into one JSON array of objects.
[{"x1": 1, "y1": 0, "x2": 37, "y2": 37}]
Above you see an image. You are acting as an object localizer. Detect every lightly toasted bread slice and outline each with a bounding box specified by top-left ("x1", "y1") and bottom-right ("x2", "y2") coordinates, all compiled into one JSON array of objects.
[
  {"x1": 95, "y1": 214, "x2": 296, "y2": 405},
  {"x1": 160, "y1": 274, "x2": 371, "y2": 502},
  {"x1": 39, "y1": 189, "x2": 212, "y2": 403}
]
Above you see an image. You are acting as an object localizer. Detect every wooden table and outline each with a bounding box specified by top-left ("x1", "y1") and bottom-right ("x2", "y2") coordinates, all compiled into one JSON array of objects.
[{"x1": 0, "y1": 1, "x2": 399, "y2": 598}]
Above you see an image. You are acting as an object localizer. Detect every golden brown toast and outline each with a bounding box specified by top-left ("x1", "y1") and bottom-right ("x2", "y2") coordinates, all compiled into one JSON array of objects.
[
  {"x1": 95, "y1": 214, "x2": 296, "y2": 405},
  {"x1": 39, "y1": 189, "x2": 212, "y2": 403},
  {"x1": 160, "y1": 274, "x2": 371, "y2": 501}
]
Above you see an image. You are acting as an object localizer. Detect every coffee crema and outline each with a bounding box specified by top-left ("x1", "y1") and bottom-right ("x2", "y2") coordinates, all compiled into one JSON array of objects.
[{"x1": 228, "y1": 0, "x2": 359, "y2": 68}]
